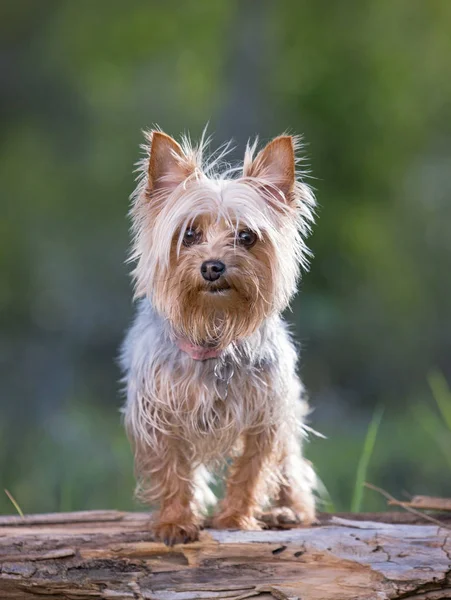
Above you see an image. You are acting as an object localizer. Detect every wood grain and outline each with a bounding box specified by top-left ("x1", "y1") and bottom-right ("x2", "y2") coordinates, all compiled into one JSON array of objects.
[{"x1": 1, "y1": 510, "x2": 450, "y2": 599}]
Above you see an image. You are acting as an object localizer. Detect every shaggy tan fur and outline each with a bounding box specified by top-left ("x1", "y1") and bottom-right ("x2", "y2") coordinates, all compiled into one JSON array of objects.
[{"x1": 121, "y1": 129, "x2": 316, "y2": 545}]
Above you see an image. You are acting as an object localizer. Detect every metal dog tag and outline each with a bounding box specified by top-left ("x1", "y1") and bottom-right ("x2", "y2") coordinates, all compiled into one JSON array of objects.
[{"x1": 214, "y1": 362, "x2": 234, "y2": 400}]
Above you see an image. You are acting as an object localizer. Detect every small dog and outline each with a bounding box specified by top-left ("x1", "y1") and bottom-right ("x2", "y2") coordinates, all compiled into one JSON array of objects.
[{"x1": 121, "y1": 129, "x2": 317, "y2": 545}]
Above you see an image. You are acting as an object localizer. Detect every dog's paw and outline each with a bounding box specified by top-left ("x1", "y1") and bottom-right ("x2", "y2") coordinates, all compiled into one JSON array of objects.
[
  {"x1": 153, "y1": 521, "x2": 200, "y2": 546},
  {"x1": 260, "y1": 506, "x2": 317, "y2": 528},
  {"x1": 212, "y1": 512, "x2": 262, "y2": 531}
]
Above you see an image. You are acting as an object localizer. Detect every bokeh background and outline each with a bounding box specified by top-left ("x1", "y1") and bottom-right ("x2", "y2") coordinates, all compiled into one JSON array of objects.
[{"x1": 2, "y1": 0, "x2": 451, "y2": 515}]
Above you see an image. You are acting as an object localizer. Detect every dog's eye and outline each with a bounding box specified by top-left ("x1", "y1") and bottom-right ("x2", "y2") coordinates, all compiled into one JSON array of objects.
[
  {"x1": 237, "y1": 229, "x2": 257, "y2": 248},
  {"x1": 183, "y1": 227, "x2": 201, "y2": 246}
]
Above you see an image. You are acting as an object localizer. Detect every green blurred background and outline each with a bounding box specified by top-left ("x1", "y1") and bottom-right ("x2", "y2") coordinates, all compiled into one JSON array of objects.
[{"x1": 1, "y1": 0, "x2": 451, "y2": 515}]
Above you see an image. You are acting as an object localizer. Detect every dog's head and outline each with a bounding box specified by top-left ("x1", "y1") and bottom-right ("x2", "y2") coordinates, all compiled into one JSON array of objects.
[{"x1": 129, "y1": 130, "x2": 315, "y2": 347}]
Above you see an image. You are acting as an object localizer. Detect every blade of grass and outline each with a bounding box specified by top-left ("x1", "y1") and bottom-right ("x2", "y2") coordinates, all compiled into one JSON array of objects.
[
  {"x1": 316, "y1": 475, "x2": 336, "y2": 513},
  {"x1": 413, "y1": 403, "x2": 451, "y2": 470},
  {"x1": 428, "y1": 370, "x2": 451, "y2": 432},
  {"x1": 351, "y1": 405, "x2": 384, "y2": 513},
  {"x1": 4, "y1": 489, "x2": 24, "y2": 517}
]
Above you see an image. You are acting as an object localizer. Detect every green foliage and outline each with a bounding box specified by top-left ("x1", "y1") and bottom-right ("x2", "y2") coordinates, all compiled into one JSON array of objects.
[
  {"x1": 351, "y1": 406, "x2": 384, "y2": 513},
  {"x1": 428, "y1": 370, "x2": 451, "y2": 433},
  {"x1": 413, "y1": 371, "x2": 451, "y2": 471},
  {"x1": 1, "y1": 1, "x2": 451, "y2": 513}
]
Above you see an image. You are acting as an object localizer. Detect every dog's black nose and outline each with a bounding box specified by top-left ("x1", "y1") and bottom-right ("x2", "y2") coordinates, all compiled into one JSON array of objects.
[{"x1": 201, "y1": 260, "x2": 226, "y2": 282}]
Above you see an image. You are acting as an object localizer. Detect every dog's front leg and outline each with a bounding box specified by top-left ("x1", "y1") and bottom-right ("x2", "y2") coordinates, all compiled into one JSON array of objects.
[
  {"x1": 134, "y1": 434, "x2": 200, "y2": 545},
  {"x1": 213, "y1": 429, "x2": 274, "y2": 530}
]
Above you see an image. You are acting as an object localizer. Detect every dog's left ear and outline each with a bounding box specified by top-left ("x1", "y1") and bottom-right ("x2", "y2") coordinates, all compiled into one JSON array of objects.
[{"x1": 243, "y1": 136, "x2": 296, "y2": 200}]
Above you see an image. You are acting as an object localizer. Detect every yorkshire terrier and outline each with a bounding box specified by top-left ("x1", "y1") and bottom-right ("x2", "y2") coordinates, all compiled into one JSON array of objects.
[{"x1": 121, "y1": 129, "x2": 317, "y2": 545}]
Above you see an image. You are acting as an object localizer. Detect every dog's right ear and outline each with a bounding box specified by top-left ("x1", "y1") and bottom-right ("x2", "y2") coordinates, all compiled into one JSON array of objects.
[{"x1": 147, "y1": 131, "x2": 193, "y2": 193}]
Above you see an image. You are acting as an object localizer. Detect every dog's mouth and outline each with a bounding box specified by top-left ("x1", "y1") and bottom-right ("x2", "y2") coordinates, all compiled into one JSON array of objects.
[{"x1": 203, "y1": 282, "x2": 232, "y2": 294}]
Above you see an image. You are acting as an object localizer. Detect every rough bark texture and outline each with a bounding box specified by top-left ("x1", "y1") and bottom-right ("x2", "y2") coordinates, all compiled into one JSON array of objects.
[{"x1": 0, "y1": 510, "x2": 450, "y2": 599}]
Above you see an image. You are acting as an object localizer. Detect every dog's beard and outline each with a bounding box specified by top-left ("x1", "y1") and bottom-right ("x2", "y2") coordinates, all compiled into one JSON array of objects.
[{"x1": 153, "y1": 267, "x2": 273, "y2": 349}]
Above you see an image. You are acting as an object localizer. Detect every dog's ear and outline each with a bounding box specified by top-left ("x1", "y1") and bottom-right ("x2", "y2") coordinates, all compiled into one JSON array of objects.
[
  {"x1": 147, "y1": 131, "x2": 193, "y2": 193},
  {"x1": 244, "y1": 136, "x2": 296, "y2": 200}
]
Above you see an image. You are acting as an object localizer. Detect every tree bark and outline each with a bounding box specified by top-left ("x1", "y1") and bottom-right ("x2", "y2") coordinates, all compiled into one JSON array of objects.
[{"x1": 0, "y1": 510, "x2": 450, "y2": 599}]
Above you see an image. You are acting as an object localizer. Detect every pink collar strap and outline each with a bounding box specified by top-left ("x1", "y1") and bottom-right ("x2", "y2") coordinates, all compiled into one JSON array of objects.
[{"x1": 176, "y1": 338, "x2": 222, "y2": 361}]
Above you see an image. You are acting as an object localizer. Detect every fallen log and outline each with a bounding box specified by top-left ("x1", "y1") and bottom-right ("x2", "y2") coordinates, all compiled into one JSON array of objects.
[{"x1": 1, "y1": 510, "x2": 450, "y2": 599}]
